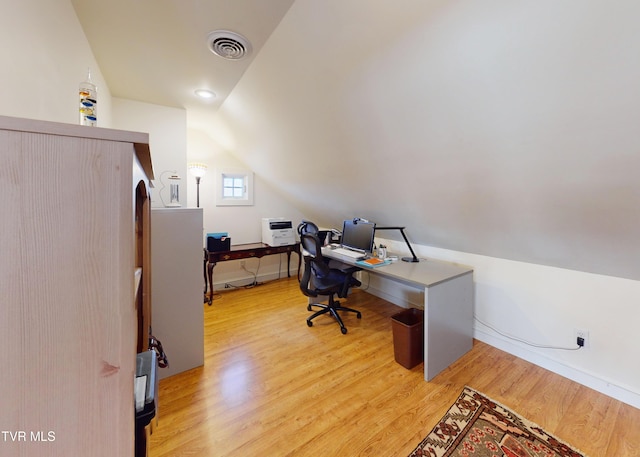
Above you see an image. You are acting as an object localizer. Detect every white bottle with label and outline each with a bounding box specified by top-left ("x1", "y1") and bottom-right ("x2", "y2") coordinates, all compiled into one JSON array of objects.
[{"x1": 79, "y1": 68, "x2": 97, "y2": 126}]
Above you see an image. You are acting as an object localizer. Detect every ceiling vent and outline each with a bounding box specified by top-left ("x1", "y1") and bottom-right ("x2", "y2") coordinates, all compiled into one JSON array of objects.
[{"x1": 207, "y1": 30, "x2": 252, "y2": 60}]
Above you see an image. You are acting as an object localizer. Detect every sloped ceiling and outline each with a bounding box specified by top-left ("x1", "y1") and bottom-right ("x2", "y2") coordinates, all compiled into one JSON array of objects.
[
  {"x1": 71, "y1": 0, "x2": 295, "y2": 111},
  {"x1": 74, "y1": 0, "x2": 640, "y2": 280},
  {"x1": 214, "y1": 0, "x2": 640, "y2": 280}
]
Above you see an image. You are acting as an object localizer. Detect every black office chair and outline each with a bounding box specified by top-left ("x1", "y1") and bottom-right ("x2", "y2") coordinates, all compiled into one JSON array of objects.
[
  {"x1": 298, "y1": 219, "x2": 335, "y2": 246},
  {"x1": 299, "y1": 232, "x2": 362, "y2": 334}
]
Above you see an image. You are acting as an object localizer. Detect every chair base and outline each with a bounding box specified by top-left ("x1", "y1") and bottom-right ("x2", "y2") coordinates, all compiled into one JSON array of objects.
[{"x1": 306, "y1": 299, "x2": 362, "y2": 334}]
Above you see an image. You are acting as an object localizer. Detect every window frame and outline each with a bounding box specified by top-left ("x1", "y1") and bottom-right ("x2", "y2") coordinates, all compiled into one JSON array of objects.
[{"x1": 215, "y1": 168, "x2": 254, "y2": 206}]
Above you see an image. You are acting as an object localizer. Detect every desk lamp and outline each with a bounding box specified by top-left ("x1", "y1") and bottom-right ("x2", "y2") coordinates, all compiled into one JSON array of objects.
[
  {"x1": 374, "y1": 226, "x2": 419, "y2": 262},
  {"x1": 188, "y1": 163, "x2": 208, "y2": 208}
]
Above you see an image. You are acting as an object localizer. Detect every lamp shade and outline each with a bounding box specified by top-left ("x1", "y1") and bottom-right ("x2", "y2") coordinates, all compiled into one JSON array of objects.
[{"x1": 188, "y1": 163, "x2": 208, "y2": 178}]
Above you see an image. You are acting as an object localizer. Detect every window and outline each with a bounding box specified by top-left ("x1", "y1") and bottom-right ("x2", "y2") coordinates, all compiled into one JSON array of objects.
[
  {"x1": 223, "y1": 176, "x2": 245, "y2": 198},
  {"x1": 216, "y1": 169, "x2": 254, "y2": 206}
]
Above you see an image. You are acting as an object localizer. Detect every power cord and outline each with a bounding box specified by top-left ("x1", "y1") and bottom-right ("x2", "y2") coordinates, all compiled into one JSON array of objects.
[
  {"x1": 474, "y1": 316, "x2": 582, "y2": 351},
  {"x1": 240, "y1": 258, "x2": 260, "y2": 286},
  {"x1": 222, "y1": 259, "x2": 262, "y2": 289}
]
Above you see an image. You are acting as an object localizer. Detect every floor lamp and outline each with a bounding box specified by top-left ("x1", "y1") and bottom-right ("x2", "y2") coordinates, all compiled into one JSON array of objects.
[{"x1": 188, "y1": 163, "x2": 208, "y2": 208}]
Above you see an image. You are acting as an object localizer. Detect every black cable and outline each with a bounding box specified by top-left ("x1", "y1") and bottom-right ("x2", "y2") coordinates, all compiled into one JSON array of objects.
[{"x1": 475, "y1": 317, "x2": 582, "y2": 351}]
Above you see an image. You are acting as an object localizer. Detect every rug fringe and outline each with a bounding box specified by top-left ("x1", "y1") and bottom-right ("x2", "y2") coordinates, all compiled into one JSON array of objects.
[{"x1": 408, "y1": 386, "x2": 590, "y2": 457}]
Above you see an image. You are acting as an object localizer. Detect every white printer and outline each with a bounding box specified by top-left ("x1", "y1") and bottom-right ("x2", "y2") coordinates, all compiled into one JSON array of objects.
[{"x1": 261, "y1": 218, "x2": 296, "y2": 246}]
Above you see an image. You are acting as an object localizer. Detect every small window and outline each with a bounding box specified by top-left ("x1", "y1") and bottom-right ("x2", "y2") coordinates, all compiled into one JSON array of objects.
[{"x1": 216, "y1": 169, "x2": 254, "y2": 206}]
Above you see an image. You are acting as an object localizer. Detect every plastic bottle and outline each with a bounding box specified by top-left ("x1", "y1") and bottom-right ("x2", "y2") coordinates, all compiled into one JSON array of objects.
[{"x1": 79, "y1": 68, "x2": 97, "y2": 126}]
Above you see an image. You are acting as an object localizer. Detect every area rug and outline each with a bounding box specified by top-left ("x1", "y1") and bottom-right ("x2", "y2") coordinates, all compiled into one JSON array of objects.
[{"x1": 409, "y1": 386, "x2": 587, "y2": 457}]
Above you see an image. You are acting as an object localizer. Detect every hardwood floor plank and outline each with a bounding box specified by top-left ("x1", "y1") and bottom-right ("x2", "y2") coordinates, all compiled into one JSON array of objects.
[
  {"x1": 554, "y1": 386, "x2": 621, "y2": 456},
  {"x1": 149, "y1": 277, "x2": 639, "y2": 457},
  {"x1": 606, "y1": 402, "x2": 640, "y2": 455}
]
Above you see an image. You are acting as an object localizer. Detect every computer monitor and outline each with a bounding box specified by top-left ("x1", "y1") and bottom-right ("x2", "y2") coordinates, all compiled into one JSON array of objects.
[{"x1": 341, "y1": 219, "x2": 376, "y2": 253}]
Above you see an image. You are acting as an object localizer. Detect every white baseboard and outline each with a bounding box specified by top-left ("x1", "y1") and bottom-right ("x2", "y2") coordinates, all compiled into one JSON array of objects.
[{"x1": 474, "y1": 326, "x2": 640, "y2": 409}]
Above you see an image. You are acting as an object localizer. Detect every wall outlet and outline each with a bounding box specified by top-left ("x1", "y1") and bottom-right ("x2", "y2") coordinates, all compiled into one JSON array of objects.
[{"x1": 575, "y1": 328, "x2": 590, "y2": 348}]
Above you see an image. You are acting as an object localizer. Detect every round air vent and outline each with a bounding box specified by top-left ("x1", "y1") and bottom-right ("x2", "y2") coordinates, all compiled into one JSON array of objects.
[{"x1": 207, "y1": 30, "x2": 252, "y2": 60}]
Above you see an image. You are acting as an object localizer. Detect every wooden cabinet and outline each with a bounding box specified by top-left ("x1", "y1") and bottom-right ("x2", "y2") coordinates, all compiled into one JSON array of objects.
[{"x1": 0, "y1": 115, "x2": 153, "y2": 456}]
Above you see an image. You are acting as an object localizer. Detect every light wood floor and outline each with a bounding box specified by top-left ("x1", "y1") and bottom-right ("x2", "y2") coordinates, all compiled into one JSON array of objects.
[{"x1": 149, "y1": 277, "x2": 640, "y2": 456}]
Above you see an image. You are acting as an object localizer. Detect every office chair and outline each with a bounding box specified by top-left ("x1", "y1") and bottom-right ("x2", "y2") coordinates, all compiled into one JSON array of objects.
[
  {"x1": 299, "y1": 232, "x2": 362, "y2": 334},
  {"x1": 298, "y1": 219, "x2": 336, "y2": 246}
]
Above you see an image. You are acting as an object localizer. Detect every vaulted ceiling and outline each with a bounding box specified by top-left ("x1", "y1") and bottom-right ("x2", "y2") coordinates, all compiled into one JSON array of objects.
[
  {"x1": 71, "y1": 0, "x2": 294, "y2": 112},
  {"x1": 72, "y1": 0, "x2": 640, "y2": 281}
]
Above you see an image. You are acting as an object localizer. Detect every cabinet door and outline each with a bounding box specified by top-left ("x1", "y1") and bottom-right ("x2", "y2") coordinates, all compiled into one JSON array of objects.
[{"x1": 0, "y1": 131, "x2": 136, "y2": 456}]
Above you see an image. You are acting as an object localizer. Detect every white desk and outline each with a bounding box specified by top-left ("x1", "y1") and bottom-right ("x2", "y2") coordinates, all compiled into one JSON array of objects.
[{"x1": 322, "y1": 248, "x2": 474, "y2": 381}]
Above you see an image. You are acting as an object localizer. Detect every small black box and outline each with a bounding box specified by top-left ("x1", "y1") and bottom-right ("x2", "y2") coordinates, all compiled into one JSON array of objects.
[{"x1": 207, "y1": 236, "x2": 231, "y2": 252}]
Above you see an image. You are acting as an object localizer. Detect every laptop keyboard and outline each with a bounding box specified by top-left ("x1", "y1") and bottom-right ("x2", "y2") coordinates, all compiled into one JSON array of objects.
[{"x1": 332, "y1": 247, "x2": 366, "y2": 260}]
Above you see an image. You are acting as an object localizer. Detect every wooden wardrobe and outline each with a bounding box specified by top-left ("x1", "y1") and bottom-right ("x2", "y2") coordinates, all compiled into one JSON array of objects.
[{"x1": 0, "y1": 115, "x2": 153, "y2": 456}]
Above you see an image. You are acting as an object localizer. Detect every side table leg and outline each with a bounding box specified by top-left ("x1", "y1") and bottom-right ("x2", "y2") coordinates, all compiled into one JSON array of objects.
[{"x1": 207, "y1": 262, "x2": 216, "y2": 305}]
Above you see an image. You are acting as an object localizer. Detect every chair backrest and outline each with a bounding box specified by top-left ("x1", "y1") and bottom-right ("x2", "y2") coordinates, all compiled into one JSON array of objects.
[
  {"x1": 297, "y1": 220, "x2": 319, "y2": 237},
  {"x1": 299, "y1": 232, "x2": 333, "y2": 298},
  {"x1": 301, "y1": 233, "x2": 332, "y2": 275},
  {"x1": 298, "y1": 219, "x2": 335, "y2": 245}
]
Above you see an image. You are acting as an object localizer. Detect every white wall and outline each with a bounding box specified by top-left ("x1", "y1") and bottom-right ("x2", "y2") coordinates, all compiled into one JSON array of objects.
[
  {"x1": 186, "y1": 115, "x2": 306, "y2": 286},
  {"x1": 0, "y1": 0, "x2": 111, "y2": 126},
  {"x1": 112, "y1": 98, "x2": 188, "y2": 207}
]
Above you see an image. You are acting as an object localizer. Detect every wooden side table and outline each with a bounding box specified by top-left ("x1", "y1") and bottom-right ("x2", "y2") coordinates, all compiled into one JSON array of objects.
[{"x1": 204, "y1": 242, "x2": 301, "y2": 304}]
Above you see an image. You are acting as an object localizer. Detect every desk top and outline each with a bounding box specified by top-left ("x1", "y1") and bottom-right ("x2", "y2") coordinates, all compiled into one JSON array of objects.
[
  {"x1": 322, "y1": 247, "x2": 472, "y2": 288},
  {"x1": 206, "y1": 242, "x2": 300, "y2": 259},
  {"x1": 222, "y1": 242, "x2": 270, "y2": 252}
]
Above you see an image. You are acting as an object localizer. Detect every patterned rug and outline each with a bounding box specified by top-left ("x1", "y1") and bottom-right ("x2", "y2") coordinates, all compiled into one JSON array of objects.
[{"x1": 409, "y1": 386, "x2": 588, "y2": 457}]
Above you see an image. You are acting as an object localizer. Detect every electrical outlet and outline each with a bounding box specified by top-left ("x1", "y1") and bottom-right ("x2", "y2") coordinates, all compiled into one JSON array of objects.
[{"x1": 575, "y1": 328, "x2": 590, "y2": 349}]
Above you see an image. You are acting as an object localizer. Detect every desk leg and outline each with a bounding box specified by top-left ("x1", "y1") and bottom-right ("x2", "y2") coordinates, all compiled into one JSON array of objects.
[
  {"x1": 207, "y1": 261, "x2": 216, "y2": 305},
  {"x1": 286, "y1": 252, "x2": 292, "y2": 278},
  {"x1": 424, "y1": 272, "x2": 474, "y2": 381}
]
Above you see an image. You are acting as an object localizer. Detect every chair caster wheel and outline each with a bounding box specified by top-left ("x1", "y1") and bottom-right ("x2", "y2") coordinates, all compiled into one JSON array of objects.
[
  {"x1": 307, "y1": 320, "x2": 313, "y2": 327},
  {"x1": 356, "y1": 312, "x2": 362, "y2": 319},
  {"x1": 307, "y1": 305, "x2": 312, "y2": 311},
  {"x1": 341, "y1": 327, "x2": 348, "y2": 334}
]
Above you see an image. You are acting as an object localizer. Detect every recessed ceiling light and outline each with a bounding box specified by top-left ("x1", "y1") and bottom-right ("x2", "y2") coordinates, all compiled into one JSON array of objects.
[{"x1": 195, "y1": 89, "x2": 216, "y2": 99}]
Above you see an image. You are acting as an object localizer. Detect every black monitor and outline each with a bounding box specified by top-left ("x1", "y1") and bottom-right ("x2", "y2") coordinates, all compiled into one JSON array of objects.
[{"x1": 341, "y1": 219, "x2": 376, "y2": 253}]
